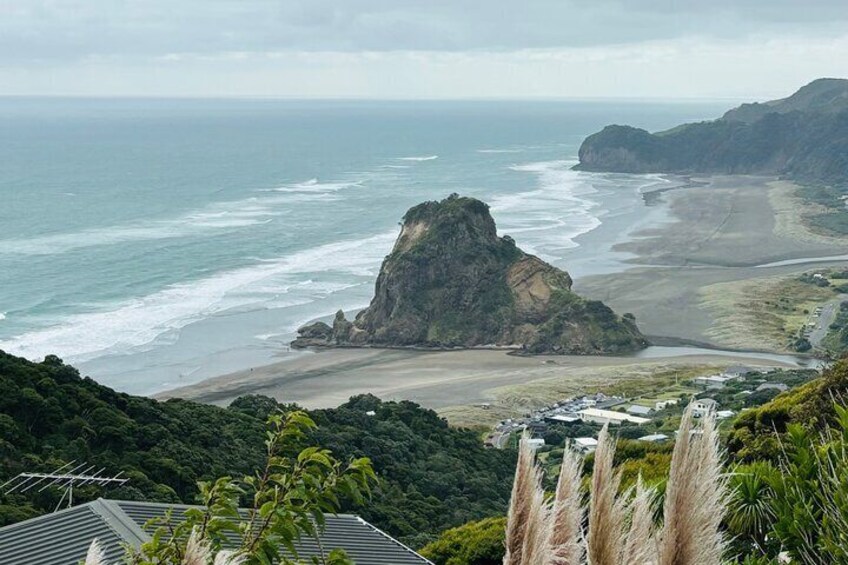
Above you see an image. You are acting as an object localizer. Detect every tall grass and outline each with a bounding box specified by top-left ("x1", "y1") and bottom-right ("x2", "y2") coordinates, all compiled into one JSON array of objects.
[{"x1": 502, "y1": 404, "x2": 725, "y2": 565}]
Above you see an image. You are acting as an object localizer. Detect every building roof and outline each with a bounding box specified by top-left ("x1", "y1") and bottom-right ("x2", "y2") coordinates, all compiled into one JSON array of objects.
[
  {"x1": 626, "y1": 405, "x2": 653, "y2": 415},
  {"x1": 573, "y1": 437, "x2": 599, "y2": 448},
  {"x1": 756, "y1": 382, "x2": 789, "y2": 392},
  {"x1": 578, "y1": 408, "x2": 650, "y2": 425},
  {"x1": 0, "y1": 499, "x2": 431, "y2": 565},
  {"x1": 545, "y1": 414, "x2": 580, "y2": 423},
  {"x1": 695, "y1": 398, "x2": 718, "y2": 406},
  {"x1": 637, "y1": 434, "x2": 670, "y2": 443}
]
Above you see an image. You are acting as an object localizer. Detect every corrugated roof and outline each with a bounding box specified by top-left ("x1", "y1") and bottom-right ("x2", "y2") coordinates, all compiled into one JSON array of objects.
[
  {"x1": 0, "y1": 499, "x2": 432, "y2": 565},
  {"x1": 0, "y1": 503, "x2": 129, "y2": 565}
]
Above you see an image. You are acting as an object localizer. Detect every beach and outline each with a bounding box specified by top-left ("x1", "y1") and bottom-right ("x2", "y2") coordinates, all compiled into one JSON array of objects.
[
  {"x1": 156, "y1": 347, "x2": 802, "y2": 418},
  {"x1": 159, "y1": 174, "x2": 845, "y2": 419},
  {"x1": 577, "y1": 175, "x2": 848, "y2": 348}
]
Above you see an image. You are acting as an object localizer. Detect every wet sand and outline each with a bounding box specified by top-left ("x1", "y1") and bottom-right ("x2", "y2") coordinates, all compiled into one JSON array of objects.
[
  {"x1": 157, "y1": 347, "x2": 798, "y2": 409},
  {"x1": 576, "y1": 176, "x2": 848, "y2": 345},
  {"x1": 160, "y1": 175, "x2": 847, "y2": 412}
]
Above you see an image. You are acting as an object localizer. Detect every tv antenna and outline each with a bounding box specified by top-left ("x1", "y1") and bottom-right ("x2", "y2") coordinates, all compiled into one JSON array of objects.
[{"x1": 0, "y1": 461, "x2": 129, "y2": 512}]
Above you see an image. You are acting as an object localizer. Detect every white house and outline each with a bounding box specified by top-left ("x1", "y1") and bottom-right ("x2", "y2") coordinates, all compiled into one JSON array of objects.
[
  {"x1": 572, "y1": 437, "x2": 599, "y2": 454},
  {"x1": 655, "y1": 399, "x2": 679, "y2": 411},
  {"x1": 692, "y1": 398, "x2": 718, "y2": 417},
  {"x1": 526, "y1": 438, "x2": 546, "y2": 450},
  {"x1": 716, "y1": 410, "x2": 736, "y2": 420}
]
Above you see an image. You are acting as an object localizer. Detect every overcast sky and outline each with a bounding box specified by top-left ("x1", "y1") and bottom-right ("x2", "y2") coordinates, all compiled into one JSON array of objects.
[{"x1": 2, "y1": 0, "x2": 848, "y2": 99}]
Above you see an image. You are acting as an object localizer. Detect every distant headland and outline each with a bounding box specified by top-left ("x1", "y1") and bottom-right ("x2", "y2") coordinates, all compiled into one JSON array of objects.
[{"x1": 575, "y1": 77, "x2": 848, "y2": 185}]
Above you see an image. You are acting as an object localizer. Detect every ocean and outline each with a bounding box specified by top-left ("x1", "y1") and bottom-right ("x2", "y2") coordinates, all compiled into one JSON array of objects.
[{"x1": 0, "y1": 98, "x2": 727, "y2": 394}]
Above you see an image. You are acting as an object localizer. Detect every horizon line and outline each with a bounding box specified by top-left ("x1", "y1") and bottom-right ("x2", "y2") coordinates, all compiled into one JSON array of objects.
[{"x1": 0, "y1": 93, "x2": 747, "y2": 104}]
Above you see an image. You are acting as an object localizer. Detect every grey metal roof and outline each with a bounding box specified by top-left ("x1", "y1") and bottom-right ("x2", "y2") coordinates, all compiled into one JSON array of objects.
[{"x1": 0, "y1": 499, "x2": 432, "y2": 565}]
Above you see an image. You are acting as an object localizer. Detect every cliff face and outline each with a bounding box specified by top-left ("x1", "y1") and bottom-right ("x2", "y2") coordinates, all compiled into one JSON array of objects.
[
  {"x1": 293, "y1": 195, "x2": 647, "y2": 354},
  {"x1": 576, "y1": 78, "x2": 848, "y2": 184}
]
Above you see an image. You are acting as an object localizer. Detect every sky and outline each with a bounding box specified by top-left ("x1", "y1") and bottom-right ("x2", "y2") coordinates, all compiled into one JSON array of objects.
[{"x1": 2, "y1": 0, "x2": 848, "y2": 99}]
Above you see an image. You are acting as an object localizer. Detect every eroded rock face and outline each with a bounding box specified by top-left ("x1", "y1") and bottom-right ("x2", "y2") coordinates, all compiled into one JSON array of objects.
[{"x1": 292, "y1": 194, "x2": 647, "y2": 354}]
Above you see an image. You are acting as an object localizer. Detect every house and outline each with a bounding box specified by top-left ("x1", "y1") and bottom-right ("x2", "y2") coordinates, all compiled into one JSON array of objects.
[
  {"x1": 527, "y1": 420, "x2": 548, "y2": 435},
  {"x1": 577, "y1": 408, "x2": 650, "y2": 426},
  {"x1": 545, "y1": 414, "x2": 580, "y2": 424},
  {"x1": 655, "y1": 399, "x2": 679, "y2": 411},
  {"x1": 637, "y1": 433, "x2": 670, "y2": 443},
  {"x1": 626, "y1": 405, "x2": 653, "y2": 417},
  {"x1": 716, "y1": 410, "x2": 736, "y2": 420},
  {"x1": 693, "y1": 375, "x2": 732, "y2": 389},
  {"x1": 527, "y1": 438, "x2": 546, "y2": 450},
  {"x1": 722, "y1": 365, "x2": 751, "y2": 379},
  {"x1": 692, "y1": 398, "x2": 718, "y2": 417},
  {"x1": 756, "y1": 383, "x2": 789, "y2": 393},
  {"x1": 0, "y1": 499, "x2": 432, "y2": 565},
  {"x1": 572, "y1": 437, "x2": 599, "y2": 454}
]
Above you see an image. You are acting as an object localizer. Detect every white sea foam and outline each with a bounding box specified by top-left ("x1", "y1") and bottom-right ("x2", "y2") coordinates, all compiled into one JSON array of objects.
[
  {"x1": 0, "y1": 173, "x2": 368, "y2": 256},
  {"x1": 0, "y1": 231, "x2": 397, "y2": 364},
  {"x1": 492, "y1": 160, "x2": 602, "y2": 258},
  {"x1": 398, "y1": 155, "x2": 438, "y2": 161},
  {"x1": 0, "y1": 312, "x2": 5, "y2": 321},
  {"x1": 266, "y1": 178, "x2": 361, "y2": 194},
  {"x1": 0, "y1": 194, "x2": 291, "y2": 256}
]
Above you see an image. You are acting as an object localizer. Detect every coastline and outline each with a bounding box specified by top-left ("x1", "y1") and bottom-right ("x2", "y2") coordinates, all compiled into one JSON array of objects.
[
  {"x1": 159, "y1": 174, "x2": 848, "y2": 416},
  {"x1": 155, "y1": 347, "x2": 801, "y2": 412}
]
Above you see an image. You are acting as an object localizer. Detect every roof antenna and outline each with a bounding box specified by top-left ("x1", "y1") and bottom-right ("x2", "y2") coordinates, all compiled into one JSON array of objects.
[{"x1": 0, "y1": 461, "x2": 129, "y2": 512}]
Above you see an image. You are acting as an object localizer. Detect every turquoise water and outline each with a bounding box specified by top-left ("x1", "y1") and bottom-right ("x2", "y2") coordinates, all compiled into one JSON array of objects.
[{"x1": 0, "y1": 98, "x2": 727, "y2": 394}]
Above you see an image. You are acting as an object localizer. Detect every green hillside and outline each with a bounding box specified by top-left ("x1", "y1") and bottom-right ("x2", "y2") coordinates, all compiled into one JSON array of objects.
[{"x1": 0, "y1": 351, "x2": 515, "y2": 547}]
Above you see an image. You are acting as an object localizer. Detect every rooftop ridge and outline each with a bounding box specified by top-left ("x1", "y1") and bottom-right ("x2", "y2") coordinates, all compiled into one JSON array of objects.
[{"x1": 90, "y1": 498, "x2": 149, "y2": 546}]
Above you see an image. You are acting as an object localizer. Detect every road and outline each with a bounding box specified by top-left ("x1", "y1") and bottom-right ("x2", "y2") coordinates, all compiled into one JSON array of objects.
[{"x1": 810, "y1": 294, "x2": 847, "y2": 347}]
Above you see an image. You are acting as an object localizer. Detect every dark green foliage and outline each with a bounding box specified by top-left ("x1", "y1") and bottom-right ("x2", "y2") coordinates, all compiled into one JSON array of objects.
[
  {"x1": 0, "y1": 352, "x2": 515, "y2": 548},
  {"x1": 135, "y1": 411, "x2": 375, "y2": 565},
  {"x1": 823, "y1": 302, "x2": 848, "y2": 354},
  {"x1": 728, "y1": 360, "x2": 848, "y2": 462},
  {"x1": 793, "y1": 337, "x2": 812, "y2": 352},
  {"x1": 308, "y1": 394, "x2": 517, "y2": 547},
  {"x1": 418, "y1": 516, "x2": 506, "y2": 565},
  {"x1": 725, "y1": 406, "x2": 848, "y2": 564},
  {"x1": 798, "y1": 273, "x2": 831, "y2": 287},
  {"x1": 0, "y1": 351, "x2": 267, "y2": 522}
]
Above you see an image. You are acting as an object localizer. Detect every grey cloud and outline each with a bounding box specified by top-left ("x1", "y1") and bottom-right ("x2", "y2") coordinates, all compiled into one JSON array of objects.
[{"x1": 1, "y1": 0, "x2": 847, "y2": 65}]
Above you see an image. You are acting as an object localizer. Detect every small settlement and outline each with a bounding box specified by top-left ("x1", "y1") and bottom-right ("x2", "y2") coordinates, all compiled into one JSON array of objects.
[{"x1": 484, "y1": 364, "x2": 815, "y2": 455}]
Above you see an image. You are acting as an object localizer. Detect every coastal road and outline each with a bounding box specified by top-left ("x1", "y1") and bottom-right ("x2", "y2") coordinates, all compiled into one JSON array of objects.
[{"x1": 810, "y1": 294, "x2": 847, "y2": 347}]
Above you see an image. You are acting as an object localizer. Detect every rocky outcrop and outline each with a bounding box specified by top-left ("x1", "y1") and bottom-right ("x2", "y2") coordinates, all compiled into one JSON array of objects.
[
  {"x1": 575, "y1": 78, "x2": 848, "y2": 185},
  {"x1": 292, "y1": 194, "x2": 647, "y2": 354}
]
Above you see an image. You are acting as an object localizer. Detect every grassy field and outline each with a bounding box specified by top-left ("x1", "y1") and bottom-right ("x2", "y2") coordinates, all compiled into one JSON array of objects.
[{"x1": 700, "y1": 271, "x2": 838, "y2": 351}]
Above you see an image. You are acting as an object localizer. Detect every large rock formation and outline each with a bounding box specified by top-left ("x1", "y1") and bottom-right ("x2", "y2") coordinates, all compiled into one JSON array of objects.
[
  {"x1": 293, "y1": 195, "x2": 647, "y2": 354},
  {"x1": 576, "y1": 78, "x2": 848, "y2": 185}
]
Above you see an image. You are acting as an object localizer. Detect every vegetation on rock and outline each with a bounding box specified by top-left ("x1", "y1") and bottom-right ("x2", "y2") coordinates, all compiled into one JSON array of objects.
[{"x1": 293, "y1": 194, "x2": 647, "y2": 354}]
